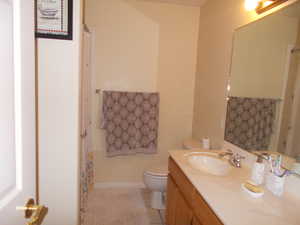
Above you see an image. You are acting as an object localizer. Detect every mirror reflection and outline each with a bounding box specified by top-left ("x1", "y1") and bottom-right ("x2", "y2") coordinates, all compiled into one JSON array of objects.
[{"x1": 225, "y1": 1, "x2": 300, "y2": 172}]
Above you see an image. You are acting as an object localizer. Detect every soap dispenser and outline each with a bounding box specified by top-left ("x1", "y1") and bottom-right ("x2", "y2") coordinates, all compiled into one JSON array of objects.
[{"x1": 251, "y1": 155, "x2": 265, "y2": 185}]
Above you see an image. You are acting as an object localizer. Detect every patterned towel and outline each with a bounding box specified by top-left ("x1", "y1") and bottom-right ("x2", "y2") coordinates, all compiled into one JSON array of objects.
[
  {"x1": 225, "y1": 97, "x2": 277, "y2": 151},
  {"x1": 102, "y1": 91, "x2": 159, "y2": 157}
]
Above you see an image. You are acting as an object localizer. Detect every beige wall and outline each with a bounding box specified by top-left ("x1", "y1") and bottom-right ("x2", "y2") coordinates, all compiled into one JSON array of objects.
[
  {"x1": 192, "y1": 0, "x2": 298, "y2": 148},
  {"x1": 278, "y1": 22, "x2": 300, "y2": 155},
  {"x1": 291, "y1": 25, "x2": 300, "y2": 156},
  {"x1": 230, "y1": 16, "x2": 298, "y2": 98},
  {"x1": 142, "y1": 0, "x2": 206, "y2": 6},
  {"x1": 290, "y1": 56, "x2": 300, "y2": 156},
  {"x1": 38, "y1": 0, "x2": 82, "y2": 224},
  {"x1": 85, "y1": 0, "x2": 200, "y2": 183}
]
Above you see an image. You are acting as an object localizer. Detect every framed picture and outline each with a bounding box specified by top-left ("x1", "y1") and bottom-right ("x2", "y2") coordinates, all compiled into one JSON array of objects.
[{"x1": 36, "y1": 0, "x2": 73, "y2": 40}]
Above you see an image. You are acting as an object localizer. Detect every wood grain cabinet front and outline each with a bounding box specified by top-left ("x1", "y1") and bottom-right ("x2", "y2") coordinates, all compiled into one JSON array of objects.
[
  {"x1": 193, "y1": 191, "x2": 223, "y2": 225},
  {"x1": 166, "y1": 157, "x2": 224, "y2": 225},
  {"x1": 166, "y1": 176, "x2": 178, "y2": 225},
  {"x1": 174, "y1": 185, "x2": 193, "y2": 225},
  {"x1": 192, "y1": 218, "x2": 203, "y2": 225},
  {"x1": 166, "y1": 176, "x2": 193, "y2": 225}
]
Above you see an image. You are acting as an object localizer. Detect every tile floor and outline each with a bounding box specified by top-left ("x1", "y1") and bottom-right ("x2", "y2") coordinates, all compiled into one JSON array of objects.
[
  {"x1": 86, "y1": 188, "x2": 165, "y2": 225},
  {"x1": 141, "y1": 188, "x2": 166, "y2": 225}
]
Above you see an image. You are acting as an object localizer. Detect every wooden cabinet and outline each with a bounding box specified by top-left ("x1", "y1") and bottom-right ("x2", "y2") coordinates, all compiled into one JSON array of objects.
[
  {"x1": 166, "y1": 176, "x2": 193, "y2": 225},
  {"x1": 174, "y1": 189, "x2": 193, "y2": 225},
  {"x1": 193, "y1": 191, "x2": 222, "y2": 225},
  {"x1": 192, "y1": 218, "x2": 203, "y2": 225},
  {"x1": 166, "y1": 158, "x2": 223, "y2": 225},
  {"x1": 166, "y1": 176, "x2": 178, "y2": 225}
]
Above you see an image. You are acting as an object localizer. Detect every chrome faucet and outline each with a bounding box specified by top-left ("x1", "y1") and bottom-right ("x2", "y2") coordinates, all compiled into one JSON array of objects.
[
  {"x1": 219, "y1": 149, "x2": 245, "y2": 168},
  {"x1": 230, "y1": 153, "x2": 245, "y2": 168}
]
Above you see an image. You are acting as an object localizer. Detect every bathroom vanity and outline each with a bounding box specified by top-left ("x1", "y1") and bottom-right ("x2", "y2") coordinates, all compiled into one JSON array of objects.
[
  {"x1": 166, "y1": 149, "x2": 300, "y2": 225},
  {"x1": 166, "y1": 1, "x2": 300, "y2": 224},
  {"x1": 166, "y1": 156, "x2": 223, "y2": 225}
]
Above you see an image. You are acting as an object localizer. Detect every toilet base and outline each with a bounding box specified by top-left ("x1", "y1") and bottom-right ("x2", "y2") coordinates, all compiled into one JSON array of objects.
[{"x1": 151, "y1": 191, "x2": 166, "y2": 210}]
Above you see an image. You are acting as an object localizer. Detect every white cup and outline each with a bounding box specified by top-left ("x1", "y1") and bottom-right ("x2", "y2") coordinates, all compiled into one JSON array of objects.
[{"x1": 266, "y1": 172, "x2": 285, "y2": 196}]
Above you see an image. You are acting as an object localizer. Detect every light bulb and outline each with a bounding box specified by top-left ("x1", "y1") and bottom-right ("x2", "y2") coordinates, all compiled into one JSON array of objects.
[
  {"x1": 227, "y1": 84, "x2": 231, "y2": 92},
  {"x1": 245, "y1": 0, "x2": 260, "y2": 11},
  {"x1": 263, "y1": 1, "x2": 273, "y2": 7}
]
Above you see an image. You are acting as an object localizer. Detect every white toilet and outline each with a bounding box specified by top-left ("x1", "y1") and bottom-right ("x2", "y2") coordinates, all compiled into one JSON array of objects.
[
  {"x1": 143, "y1": 139, "x2": 201, "y2": 210},
  {"x1": 143, "y1": 165, "x2": 168, "y2": 209}
]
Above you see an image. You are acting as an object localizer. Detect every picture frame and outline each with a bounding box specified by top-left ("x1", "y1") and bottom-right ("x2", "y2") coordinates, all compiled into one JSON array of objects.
[{"x1": 36, "y1": 0, "x2": 73, "y2": 40}]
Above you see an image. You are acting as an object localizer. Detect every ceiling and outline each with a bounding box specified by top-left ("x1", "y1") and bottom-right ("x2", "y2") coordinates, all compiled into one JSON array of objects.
[{"x1": 140, "y1": 0, "x2": 208, "y2": 7}]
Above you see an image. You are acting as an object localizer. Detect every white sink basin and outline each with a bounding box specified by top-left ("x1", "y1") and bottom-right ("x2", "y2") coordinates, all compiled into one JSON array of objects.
[{"x1": 186, "y1": 152, "x2": 232, "y2": 176}]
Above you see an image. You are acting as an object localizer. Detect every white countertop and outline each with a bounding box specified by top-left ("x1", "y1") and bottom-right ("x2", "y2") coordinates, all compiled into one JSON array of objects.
[{"x1": 169, "y1": 149, "x2": 300, "y2": 225}]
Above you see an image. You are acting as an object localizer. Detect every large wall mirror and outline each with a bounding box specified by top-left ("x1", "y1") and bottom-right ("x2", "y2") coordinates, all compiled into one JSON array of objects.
[{"x1": 225, "y1": 1, "x2": 300, "y2": 171}]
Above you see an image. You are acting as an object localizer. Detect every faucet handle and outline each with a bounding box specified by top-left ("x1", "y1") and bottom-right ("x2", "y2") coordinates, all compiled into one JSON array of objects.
[
  {"x1": 219, "y1": 149, "x2": 233, "y2": 158},
  {"x1": 225, "y1": 149, "x2": 233, "y2": 154},
  {"x1": 234, "y1": 153, "x2": 245, "y2": 160},
  {"x1": 260, "y1": 152, "x2": 271, "y2": 160}
]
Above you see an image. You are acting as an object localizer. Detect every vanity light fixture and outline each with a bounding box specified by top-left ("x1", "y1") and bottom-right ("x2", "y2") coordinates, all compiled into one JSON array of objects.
[
  {"x1": 245, "y1": 0, "x2": 261, "y2": 11},
  {"x1": 245, "y1": 0, "x2": 288, "y2": 14}
]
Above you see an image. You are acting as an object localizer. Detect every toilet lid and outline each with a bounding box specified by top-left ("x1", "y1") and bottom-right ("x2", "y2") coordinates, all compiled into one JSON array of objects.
[{"x1": 145, "y1": 165, "x2": 168, "y2": 177}]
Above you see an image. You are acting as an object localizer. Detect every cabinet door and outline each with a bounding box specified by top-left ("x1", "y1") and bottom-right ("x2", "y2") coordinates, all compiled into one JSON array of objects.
[
  {"x1": 174, "y1": 188, "x2": 193, "y2": 225},
  {"x1": 192, "y1": 218, "x2": 203, "y2": 225},
  {"x1": 193, "y1": 192, "x2": 223, "y2": 225},
  {"x1": 166, "y1": 176, "x2": 178, "y2": 225}
]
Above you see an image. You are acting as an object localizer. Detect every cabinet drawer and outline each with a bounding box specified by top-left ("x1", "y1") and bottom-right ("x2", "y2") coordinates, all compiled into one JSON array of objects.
[
  {"x1": 168, "y1": 157, "x2": 194, "y2": 204},
  {"x1": 193, "y1": 191, "x2": 223, "y2": 225}
]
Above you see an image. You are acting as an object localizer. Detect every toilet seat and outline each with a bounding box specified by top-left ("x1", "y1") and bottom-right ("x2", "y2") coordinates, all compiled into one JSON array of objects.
[{"x1": 144, "y1": 165, "x2": 168, "y2": 177}]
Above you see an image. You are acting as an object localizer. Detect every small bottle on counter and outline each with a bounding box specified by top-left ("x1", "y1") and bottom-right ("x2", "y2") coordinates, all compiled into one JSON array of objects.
[
  {"x1": 251, "y1": 155, "x2": 265, "y2": 185},
  {"x1": 202, "y1": 137, "x2": 210, "y2": 150}
]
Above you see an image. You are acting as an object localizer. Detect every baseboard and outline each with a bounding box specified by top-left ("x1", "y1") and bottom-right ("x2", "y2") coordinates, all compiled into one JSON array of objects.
[{"x1": 94, "y1": 182, "x2": 145, "y2": 189}]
